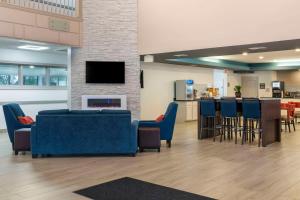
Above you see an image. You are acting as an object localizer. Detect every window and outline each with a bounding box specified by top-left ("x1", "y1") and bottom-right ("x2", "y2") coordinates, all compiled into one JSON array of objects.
[
  {"x1": 49, "y1": 67, "x2": 68, "y2": 86},
  {"x1": 23, "y1": 65, "x2": 46, "y2": 86},
  {"x1": 0, "y1": 64, "x2": 19, "y2": 85},
  {"x1": 0, "y1": 63, "x2": 67, "y2": 87}
]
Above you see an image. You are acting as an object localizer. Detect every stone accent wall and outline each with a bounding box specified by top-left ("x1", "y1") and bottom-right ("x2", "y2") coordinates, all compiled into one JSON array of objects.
[{"x1": 71, "y1": 0, "x2": 140, "y2": 118}]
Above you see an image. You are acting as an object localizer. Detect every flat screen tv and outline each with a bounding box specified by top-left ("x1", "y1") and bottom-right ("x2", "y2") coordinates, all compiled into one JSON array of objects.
[{"x1": 86, "y1": 61, "x2": 125, "y2": 84}]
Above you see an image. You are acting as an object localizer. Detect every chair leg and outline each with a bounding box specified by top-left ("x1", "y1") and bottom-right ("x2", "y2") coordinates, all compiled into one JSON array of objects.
[
  {"x1": 200, "y1": 116, "x2": 203, "y2": 139},
  {"x1": 242, "y1": 119, "x2": 246, "y2": 145},
  {"x1": 285, "y1": 121, "x2": 287, "y2": 132},
  {"x1": 293, "y1": 120, "x2": 296, "y2": 131},
  {"x1": 220, "y1": 118, "x2": 223, "y2": 142},
  {"x1": 14, "y1": 150, "x2": 18, "y2": 155},
  {"x1": 167, "y1": 140, "x2": 171, "y2": 148},
  {"x1": 234, "y1": 118, "x2": 238, "y2": 144},
  {"x1": 213, "y1": 117, "x2": 216, "y2": 142},
  {"x1": 288, "y1": 121, "x2": 291, "y2": 133}
]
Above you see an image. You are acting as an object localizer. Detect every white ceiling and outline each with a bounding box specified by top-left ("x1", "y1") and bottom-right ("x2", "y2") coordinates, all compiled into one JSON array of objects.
[
  {"x1": 0, "y1": 37, "x2": 68, "y2": 54},
  {"x1": 207, "y1": 49, "x2": 300, "y2": 63}
]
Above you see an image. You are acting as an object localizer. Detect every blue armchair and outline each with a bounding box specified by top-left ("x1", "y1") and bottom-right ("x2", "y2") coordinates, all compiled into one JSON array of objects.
[
  {"x1": 139, "y1": 102, "x2": 178, "y2": 147},
  {"x1": 2, "y1": 103, "x2": 32, "y2": 147}
]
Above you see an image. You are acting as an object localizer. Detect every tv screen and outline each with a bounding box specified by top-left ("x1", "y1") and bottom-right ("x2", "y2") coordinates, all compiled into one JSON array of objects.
[{"x1": 86, "y1": 61, "x2": 125, "y2": 83}]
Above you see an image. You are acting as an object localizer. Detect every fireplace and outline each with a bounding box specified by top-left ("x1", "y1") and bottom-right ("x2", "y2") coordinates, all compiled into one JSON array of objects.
[{"x1": 82, "y1": 95, "x2": 127, "y2": 110}]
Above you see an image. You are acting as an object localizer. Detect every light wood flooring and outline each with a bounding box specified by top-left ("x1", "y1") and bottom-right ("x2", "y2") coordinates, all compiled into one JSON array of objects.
[{"x1": 1, "y1": 122, "x2": 300, "y2": 200}]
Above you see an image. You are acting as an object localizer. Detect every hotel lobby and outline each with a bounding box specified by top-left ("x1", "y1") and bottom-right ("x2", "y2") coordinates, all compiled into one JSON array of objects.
[{"x1": 1, "y1": 0, "x2": 300, "y2": 200}]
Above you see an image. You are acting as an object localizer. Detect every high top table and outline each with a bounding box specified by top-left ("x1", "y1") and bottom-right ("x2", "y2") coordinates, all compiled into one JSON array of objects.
[{"x1": 197, "y1": 98, "x2": 281, "y2": 147}]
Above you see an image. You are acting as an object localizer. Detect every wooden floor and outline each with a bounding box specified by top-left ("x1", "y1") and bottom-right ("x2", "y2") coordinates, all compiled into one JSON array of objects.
[{"x1": 1, "y1": 122, "x2": 300, "y2": 200}]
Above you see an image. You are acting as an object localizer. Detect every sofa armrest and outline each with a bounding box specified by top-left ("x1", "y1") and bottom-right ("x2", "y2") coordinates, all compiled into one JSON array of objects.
[
  {"x1": 15, "y1": 122, "x2": 32, "y2": 130},
  {"x1": 131, "y1": 120, "x2": 139, "y2": 151},
  {"x1": 139, "y1": 120, "x2": 161, "y2": 127},
  {"x1": 30, "y1": 124, "x2": 37, "y2": 153}
]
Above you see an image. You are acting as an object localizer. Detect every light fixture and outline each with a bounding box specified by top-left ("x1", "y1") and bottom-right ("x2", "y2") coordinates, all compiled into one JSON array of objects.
[
  {"x1": 201, "y1": 58, "x2": 221, "y2": 63},
  {"x1": 296, "y1": 48, "x2": 300, "y2": 52},
  {"x1": 248, "y1": 46, "x2": 267, "y2": 50},
  {"x1": 259, "y1": 56, "x2": 264, "y2": 60},
  {"x1": 29, "y1": 65, "x2": 35, "y2": 69},
  {"x1": 173, "y1": 54, "x2": 188, "y2": 57},
  {"x1": 18, "y1": 45, "x2": 49, "y2": 51},
  {"x1": 242, "y1": 52, "x2": 248, "y2": 56}
]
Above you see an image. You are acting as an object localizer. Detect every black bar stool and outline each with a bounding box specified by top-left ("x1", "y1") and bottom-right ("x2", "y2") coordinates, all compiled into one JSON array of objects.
[
  {"x1": 200, "y1": 99, "x2": 221, "y2": 141},
  {"x1": 220, "y1": 98, "x2": 240, "y2": 144},
  {"x1": 242, "y1": 98, "x2": 262, "y2": 147}
]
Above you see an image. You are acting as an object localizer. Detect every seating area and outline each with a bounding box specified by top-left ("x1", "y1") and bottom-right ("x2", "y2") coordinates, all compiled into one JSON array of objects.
[{"x1": 2, "y1": 102, "x2": 178, "y2": 158}]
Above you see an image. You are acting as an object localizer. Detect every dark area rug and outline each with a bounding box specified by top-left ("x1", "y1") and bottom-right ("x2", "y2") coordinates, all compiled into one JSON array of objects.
[{"x1": 74, "y1": 177, "x2": 216, "y2": 200}]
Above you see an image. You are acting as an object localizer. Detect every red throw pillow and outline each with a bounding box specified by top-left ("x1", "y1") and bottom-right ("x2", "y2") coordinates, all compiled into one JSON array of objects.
[
  {"x1": 155, "y1": 114, "x2": 164, "y2": 122},
  {"x1": 18, "y1": 116, "x2": 34, "y2": 125}
]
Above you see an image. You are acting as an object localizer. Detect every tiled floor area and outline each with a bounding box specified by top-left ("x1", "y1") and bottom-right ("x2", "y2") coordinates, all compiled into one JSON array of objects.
[{"x1": 0, "y1": 122, "x2": 300, "y2": 200}]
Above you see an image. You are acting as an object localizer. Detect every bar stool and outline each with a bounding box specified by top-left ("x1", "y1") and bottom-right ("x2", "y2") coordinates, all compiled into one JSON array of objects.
[
  {"x1": 200, "y1": 99, "x2": 221, "y2": 142},
  {"x1": 242, "y1": 98, "x2": 262, "y2": 147},
  {"x1": 281, "y1": 103, "x2": 296, "y2": 132},
  {"x1": 220, "y1": 99, "x2": 240, "y2": 144}
]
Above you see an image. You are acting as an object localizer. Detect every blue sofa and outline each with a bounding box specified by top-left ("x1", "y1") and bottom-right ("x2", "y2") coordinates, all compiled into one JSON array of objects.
[
  {"x1": 139, "y1": 102, "x2": 178, "y2": 147},
  {"x1": 31, "y1": 109, "x2": 138, "y2": 157},
  {"x1": 2, "y1": 103, "x2": 32, "y2": 147}
]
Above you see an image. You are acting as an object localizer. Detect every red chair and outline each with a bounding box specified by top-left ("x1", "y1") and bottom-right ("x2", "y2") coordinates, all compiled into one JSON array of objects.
[
  {"x1": 289, "y1": 102, "x2": 300, "y2": 123},
  {"x1": 281, "y1": 103, "x2": 296, "y2": 132}
]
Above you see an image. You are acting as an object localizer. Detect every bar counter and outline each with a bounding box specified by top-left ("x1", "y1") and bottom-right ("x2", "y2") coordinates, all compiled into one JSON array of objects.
[{"x1": 197, "y1": 98, "x2": 281, "y2": 147}]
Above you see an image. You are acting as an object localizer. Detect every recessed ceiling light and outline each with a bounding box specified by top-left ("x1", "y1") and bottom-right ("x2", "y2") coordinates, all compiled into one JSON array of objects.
[
  {"x1": 18, "y1": 45, "x2": 49, "y2": 51},
  {"x1": 296, "y1": 48, "x2": 300, "y2": 52},
  {"x1": 248, "y1": 47, "x2": 267, "y2": 50},
  {"x1": 29, "y1": 65, "x2": 35, "y2": 69},
  {"x1": 259, "y1": 56, "x2": 264, "y2": 60},
  {"x1": 174, "y1": 54, "x2": 188, "y2": 57},
  {"x1": 242, "y1": 52, "x2": 248, "y2": 56}
]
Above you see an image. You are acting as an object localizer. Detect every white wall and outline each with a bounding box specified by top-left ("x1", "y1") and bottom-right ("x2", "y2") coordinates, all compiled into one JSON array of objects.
[
  {"x1": 0, "y1": 48, "x2": 68, "y2": 130},
  {"x1": 0, "y1": 48, "x2": 67, "y2": 66},
  {"x1": 0, "y1": 90, "x2": 67, "y2": 129},
  {"x1": 139, "y1": 0, "x2": 300, "y2": 54}
]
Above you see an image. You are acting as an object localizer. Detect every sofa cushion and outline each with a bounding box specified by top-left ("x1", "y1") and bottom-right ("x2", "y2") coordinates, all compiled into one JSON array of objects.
[
  {"x1": 101, "y1": 110, "x2": 131, "y2": 114},
  {"x1": 18, "y1": 116, "x2": 35, "y2": 125},
  {"x1": 155, "y1": 114, "x2": 164, "y2": 122},
  {"x1": 69, "y1": 110, "x2": 101, "y2": 114},
  {"x1": 38, "y1": 109, "x2": 69, "y2": 115}
]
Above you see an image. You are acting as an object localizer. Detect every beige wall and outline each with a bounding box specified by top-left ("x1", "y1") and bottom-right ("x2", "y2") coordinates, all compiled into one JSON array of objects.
[
  {"x1": 139, "y1": 0, "x2": 300, "y2": 54},
  {"x1": 0, "y1": 6, "x2": 81, "y2": 46},
  {"x1": 227, "y1": 71, "x2": 241, "y2": 97},
  {"x1": 241, "y1": 71, "x2": 277, "y2": 98},
  {"x1": 277, "y1": 70, "x2": 300, "y2": 91},
  {"x1": 141, "y1": 63, "x2": 213, "y2": 119},
  {"x1": 140, "y1": 63, "x2": 241, "y2": 119}
]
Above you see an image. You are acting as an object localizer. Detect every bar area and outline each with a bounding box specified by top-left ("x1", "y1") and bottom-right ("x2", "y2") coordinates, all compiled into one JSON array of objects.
[{"x1": 197, "y1": 98, "x2": 281, "y2": 147}]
